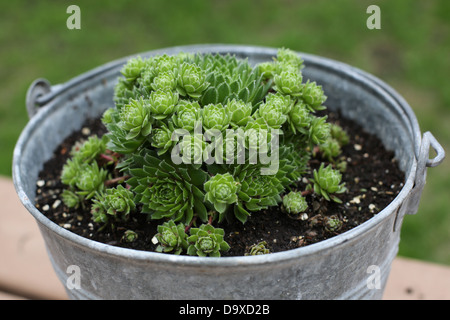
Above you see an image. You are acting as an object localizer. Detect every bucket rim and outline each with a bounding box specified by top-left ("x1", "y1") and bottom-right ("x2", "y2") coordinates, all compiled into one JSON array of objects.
[{"x1": 13, "y1": 44, "x2": 419, "y2": 267}]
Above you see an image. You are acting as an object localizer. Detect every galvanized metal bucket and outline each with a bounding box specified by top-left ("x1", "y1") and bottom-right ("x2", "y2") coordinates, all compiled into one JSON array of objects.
[{"x1": 13, "y1": 45, "x2": 444, "y2": 300}]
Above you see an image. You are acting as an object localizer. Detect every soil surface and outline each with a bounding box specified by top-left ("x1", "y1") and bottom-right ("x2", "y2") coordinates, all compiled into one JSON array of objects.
[{"x1": 34, "y1": 111, "x2": 404, "y2": 256}]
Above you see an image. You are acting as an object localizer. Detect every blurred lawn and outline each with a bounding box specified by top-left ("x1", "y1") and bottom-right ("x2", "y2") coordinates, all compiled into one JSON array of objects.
[{"x1": 1, "y1": 0, "x2": 449, "y2": 264}]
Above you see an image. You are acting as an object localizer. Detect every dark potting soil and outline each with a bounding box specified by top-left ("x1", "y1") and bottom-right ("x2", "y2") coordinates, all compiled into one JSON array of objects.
[{"x1": 34, "y1": 111, "x2": 404, "y2": 257}]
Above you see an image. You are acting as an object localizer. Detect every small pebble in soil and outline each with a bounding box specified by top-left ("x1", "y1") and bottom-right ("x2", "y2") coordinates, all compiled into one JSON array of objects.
[
  {"x1": 81, "y1": 127, "x2": 91, "y2": 136},
  {"x1": 52, "y1": 199, "x2": 61, "y2": 209}
]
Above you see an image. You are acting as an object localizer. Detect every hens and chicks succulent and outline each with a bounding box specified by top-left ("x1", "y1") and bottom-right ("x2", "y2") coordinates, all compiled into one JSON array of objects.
[{"x1": 59, "y1": 48, "x2": 349, "y2": 256}]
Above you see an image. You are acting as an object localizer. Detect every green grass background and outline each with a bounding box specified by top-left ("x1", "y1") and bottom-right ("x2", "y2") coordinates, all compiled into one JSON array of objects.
[{"x1": 1, "y1": 0, "x2": 449, "y2": 264}]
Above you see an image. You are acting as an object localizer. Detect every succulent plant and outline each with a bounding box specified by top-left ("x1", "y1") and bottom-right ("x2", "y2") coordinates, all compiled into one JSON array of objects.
[
  {"x1": 301, "y1": 80, "x2": 327, "y2": 111},
  {"x1": 57, "y1": 47, "x2": 352, "y2": 257},
  {"x1": 201, "y1": 103, "x2": 230, "y2": 132},
  {"x1": 274, "y1": 70, "x2": 303, "y2": 97},
  {"x1": 76, "y1": 162, "x2": 109, "y2": 200},
  {"x1": 324, "y1": 215, "x2": 343, "y2": 232},
  {"x1": 172, "y1": 100, "x2": 201, "y2": 132},
  {"x1": 245, "y1": 241, "x2": 271, "y2": 256},
  {"x1": 118, "y1": 97, "x2": 153, "y2": 140},
  {"x1": 148, "y1": 89, "x2": 179, "y2": 121},
  {"x1": 311, "y1": 163, "x2": 347, "y2": 203},
  {"x1": 265, "y1": 93, "x2": 293, "y2": 115},
  {"x1": 105, "y1": 120, "x2": 148, "y2": 154},
  {"x1": 101, "y1": 108, "x2": 115, "y2": 125},
  {"x1": 243, "y1": 118, "x2": 272, "y2": 153},
  {"x1": 154, "y1": 54, "x2": 183, "y2": 74},
  {"x1": 195, "y1": 53, "x2": 271, "y2": 106},
  {"x1": 330, "y1": 123, "x2": 350, "y2": 147},
  {"x1": 90, "y1": 185, "x2": 135, "y2": 224},
  {"x1": 278, "y1": 143, "x2": 310, "y2": 184},
  {"x1": 126, "y1": 150, "x2": 208, "y2": 224},
  {"x1": 287, "y1": 100, "x2": 312, "y2": 135},
  {"x1": 155, "y1": 220, "x2": 188, "y2": 254},
  {"x1": 308, "y1": 116, "x2": 331, "y2": 146},
  {"x1": 150, "y1": 71, "x2": 177, "y2": 92},
  {"x1": 62, "y1": 159, "x2": 108, "y2": 201},
  {"x1": 225, "y1": 98, "x2": 253, "y2": 128},
  {"x1": 61, "y1": 189, "x2": 81, "y2": 209},
  {"x1": 70, "y1": 135, "x2": 108, "y2": 164},
  {"x1": 256, "y1": 96, "x2": 290, "y2": 129},
  {"x1": 176, "y1": 62, "x2": 209, "y2": 99},
  {"x1": 275, "y1": 47, "x2": 304, "y2": 71},
  {"x1": 61, "y1": 158, "x2": 84, "y2": 188},
  {"x1": 258, "y1": 61, "x2": 277, "y2": 80},
  {"x1": 150, "y1": 122, "x2": 176, "y2": 156},
  {"x1": 177, "y1": 134, "x2": 206, "y2": 165},
  {"x1": 336, "y1": 160, "x2": 348, "y2": 173},
  {"x1": 204, "y1": 173, "x2": 239, "y2": 215},
  {"x1": 319, "y1": 137, "x2": 342, "y2": 162},
  {"x1": 120, "y1": 56, "x2": 146, "y2": 83},
  {"x1": 233, "y1": 164, "x2": 284, "y2": 223},
  {"x1": 282, "y1": 191, "x2": 308, "y2": 215},
  {"x1": 187, "y1": 224, "x2": 230, "y2": 257},
  {"x1": 122, "y1": 230, "x2": 138, "y2": 243}
]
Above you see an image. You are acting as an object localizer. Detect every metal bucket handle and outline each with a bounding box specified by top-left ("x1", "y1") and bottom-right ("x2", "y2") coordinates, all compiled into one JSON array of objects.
[
  {"x1": 409, "y1": 131, "x2": 445, "y2": 210},
  {"x1": 420, "y1": 131, "x2": 445, "y2": 169},
  {"x1": 26, "y1": 58, "x2": 122, "y2": 119},
  {"x1": 26, "y1": 78, "x2": 53, "y2": 119},
  {"x1": 393, "y1": 131, "x2": 445, "y2": 231}
]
